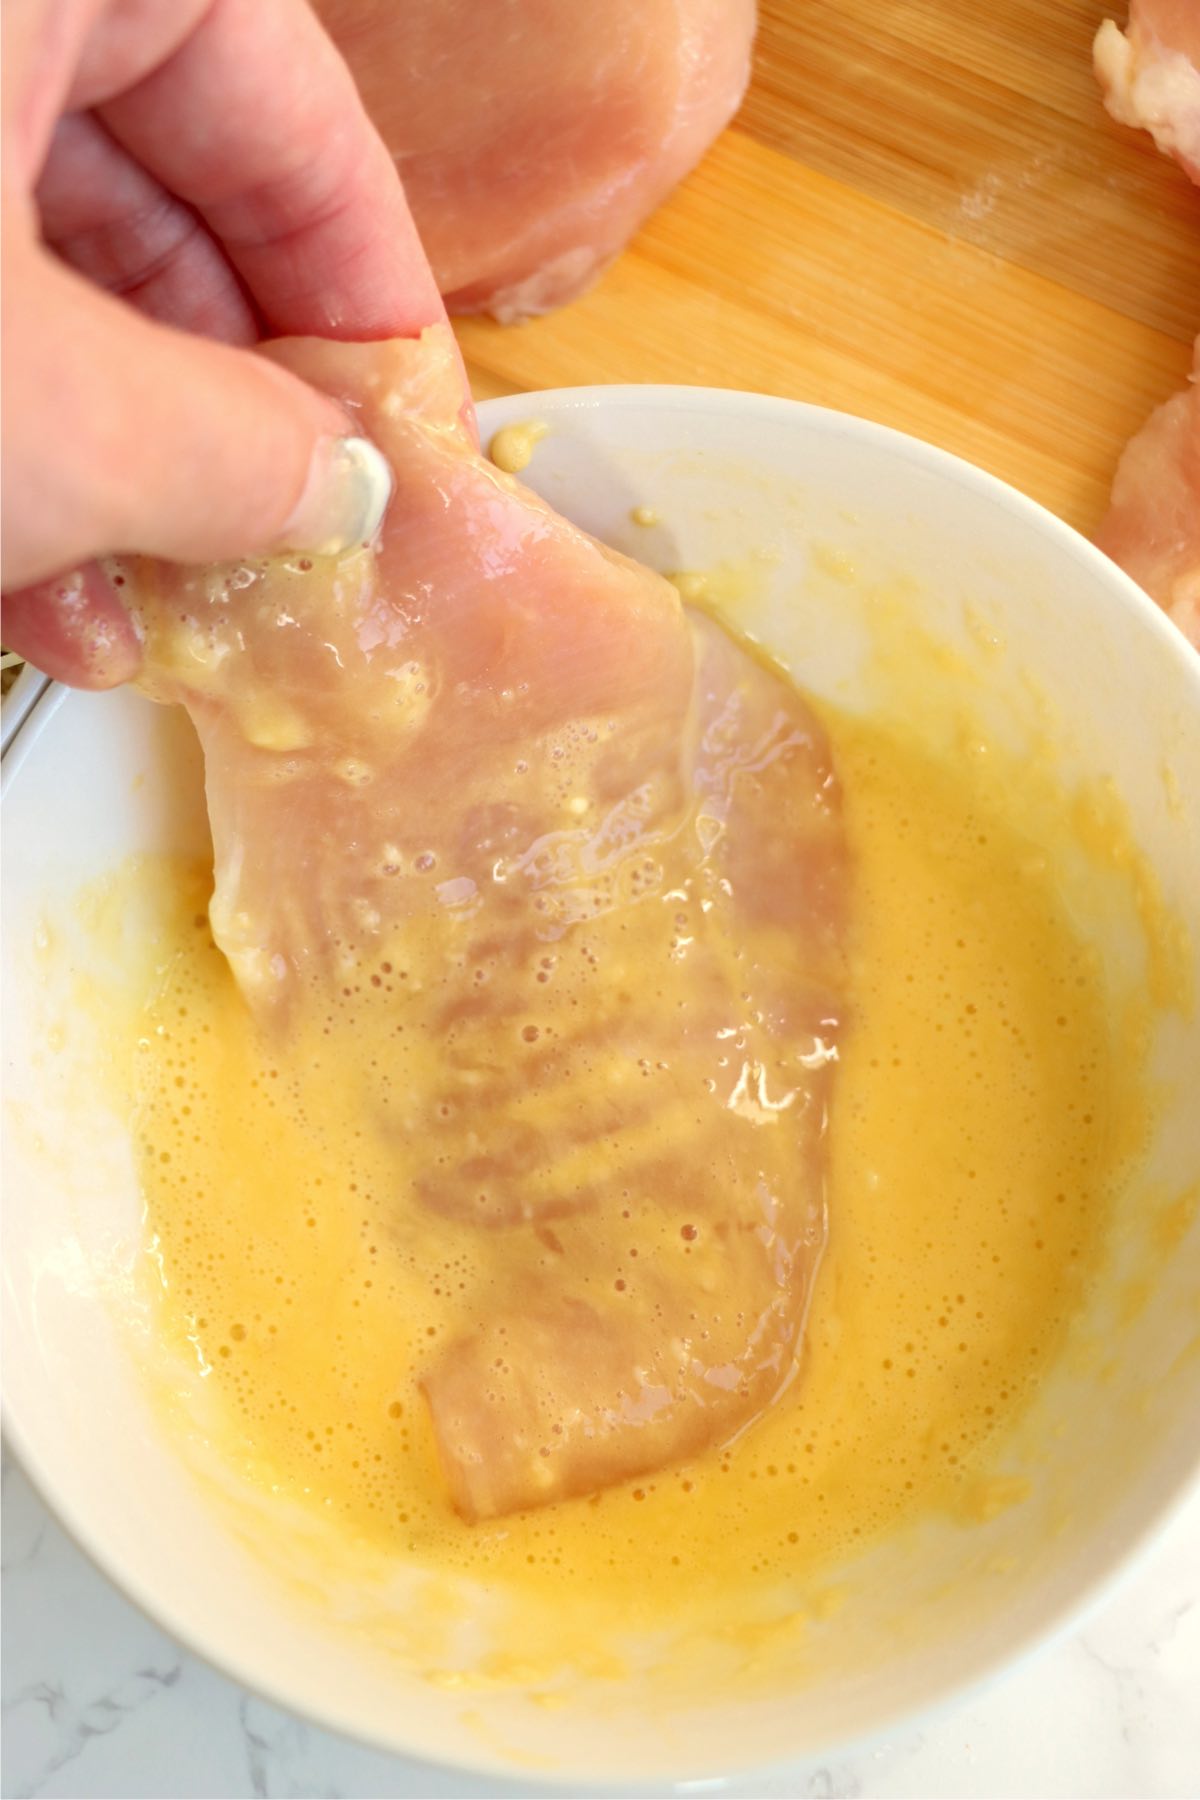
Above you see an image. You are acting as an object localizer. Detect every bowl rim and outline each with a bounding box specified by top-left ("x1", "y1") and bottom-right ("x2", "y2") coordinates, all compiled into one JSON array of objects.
[
  {"x1": 3, "y1": 382, "x2": 1199, "y2": 1789},
  {"x1": 479, "y1": 380, "x2": 1200, "y2": 678},
  {"x1": 0, "y1": 659, "x2": 51, "y2": 759}
]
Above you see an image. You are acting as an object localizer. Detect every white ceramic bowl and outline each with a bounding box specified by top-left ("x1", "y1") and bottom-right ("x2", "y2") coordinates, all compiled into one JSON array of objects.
[
  {"x1": 1, "y1": 661, "x2": 49, "y2": 756},
  {"x1": 3, "y1": 389, "x2": 1199, "y2": 1787}
]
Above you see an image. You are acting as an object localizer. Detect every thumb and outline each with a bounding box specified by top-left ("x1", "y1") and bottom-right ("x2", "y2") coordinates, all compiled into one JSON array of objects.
[{"x1": 1, "y1": 241, "x2": 392, "y2": 588}]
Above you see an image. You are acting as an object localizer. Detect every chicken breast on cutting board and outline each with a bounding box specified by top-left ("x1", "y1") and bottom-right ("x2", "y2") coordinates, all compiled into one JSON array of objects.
[
  {"x1": 312, "y1": 0, "x2": 757, "y2": 321},
  {"x1": 1095, "y1": 338, "x2": 1200, "y2": 647},
  {"x1": 1095, "y1": 0, "x2": 1200, "y2": 180},
  {"x1": 1094, "y1": 1, "x2": 1200, "y2": 647}
]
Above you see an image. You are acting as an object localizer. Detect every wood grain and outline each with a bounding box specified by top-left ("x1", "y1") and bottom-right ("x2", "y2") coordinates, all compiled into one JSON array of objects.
[{"x1": 456, "y1": 0, "x2": 1198, "y2": 536}]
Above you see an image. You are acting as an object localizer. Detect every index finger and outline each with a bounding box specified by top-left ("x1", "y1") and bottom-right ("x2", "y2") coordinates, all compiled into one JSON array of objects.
[{"x1": 98, "y1": 0, "x2": 445, "y2": 343}]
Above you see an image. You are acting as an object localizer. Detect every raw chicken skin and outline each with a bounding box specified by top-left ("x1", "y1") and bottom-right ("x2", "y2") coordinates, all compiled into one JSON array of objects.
[
  {"x1": 1094, "y1": 3, "x2": 1200, "y2": 648},
  {"x1": 123, "y1": 329, "x2": 848, "y2": 1520},
  {"x1": 312, "y1": 0, "x2": 756, "y2": 320}
]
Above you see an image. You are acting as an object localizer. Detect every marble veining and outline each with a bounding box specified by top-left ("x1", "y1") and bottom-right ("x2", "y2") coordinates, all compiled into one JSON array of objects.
[{"x1": 2, "y1": 1444, "x2": 1198, "y2": 1799}]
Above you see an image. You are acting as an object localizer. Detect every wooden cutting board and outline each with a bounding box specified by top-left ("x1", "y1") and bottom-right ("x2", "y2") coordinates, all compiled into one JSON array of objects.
[{"x1": 456, "y1": 0, "x2": 1199, "y2": 536}]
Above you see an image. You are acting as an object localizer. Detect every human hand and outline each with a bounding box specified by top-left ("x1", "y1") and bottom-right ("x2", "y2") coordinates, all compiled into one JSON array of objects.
[{"x1": 1, "y1": 0, "x2": 450, "y2": 686}]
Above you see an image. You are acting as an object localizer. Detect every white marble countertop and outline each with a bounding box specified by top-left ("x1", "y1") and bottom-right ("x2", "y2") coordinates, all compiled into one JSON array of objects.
[{"x1": 2, "y1": 1444, "x2": 1197, "y2": 1800}]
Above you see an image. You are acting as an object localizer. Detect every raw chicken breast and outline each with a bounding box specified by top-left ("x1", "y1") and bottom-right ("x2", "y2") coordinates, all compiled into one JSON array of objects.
[
  {"x1": 123, "y1": 328, "x2": 848, "y2": 1520},
  {"x1": 312, "y1": 0, "x2": 756, "y2": 320},
  {"x1": 1095, "y1": 337, "x2": 1200, "y2": 646},
  {"x1": 1095, "y1": 0, "x2": 1200, "y2": 180},
  {"x1": 1093, "y1": 5, "x2": 1200, "y2": 647}
]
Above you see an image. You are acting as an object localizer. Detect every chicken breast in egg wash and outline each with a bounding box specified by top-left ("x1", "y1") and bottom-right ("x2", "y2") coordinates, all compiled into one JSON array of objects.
[{"x1": 118, "y1": 327, "x2": 849, "y2": 1520}]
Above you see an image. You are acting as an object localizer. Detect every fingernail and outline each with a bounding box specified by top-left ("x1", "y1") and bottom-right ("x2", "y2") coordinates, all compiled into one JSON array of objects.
[{"x1": 277, "y1": 435, "x2": 393, "y2": 557}]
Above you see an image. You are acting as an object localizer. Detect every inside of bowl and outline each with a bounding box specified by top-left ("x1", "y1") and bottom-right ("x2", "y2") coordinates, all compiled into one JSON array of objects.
[{"x1": 3, "y1": 393, "x2": 1198, "y2": 1782}]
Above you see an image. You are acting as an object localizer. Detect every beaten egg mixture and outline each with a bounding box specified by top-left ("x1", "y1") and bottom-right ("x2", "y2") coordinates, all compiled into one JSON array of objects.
[{"x1": 129, "y1": 699, "x2": 1123, "y2": 1618}]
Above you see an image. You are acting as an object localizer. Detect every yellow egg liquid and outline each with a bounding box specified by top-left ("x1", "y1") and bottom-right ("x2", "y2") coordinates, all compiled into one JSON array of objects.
[{"x1": 130, "y1": 701, "x2": 1122, "y2": 1639}]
